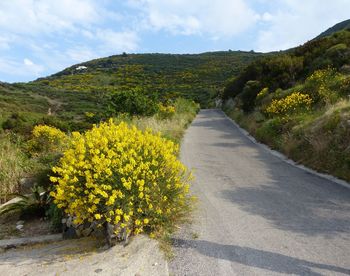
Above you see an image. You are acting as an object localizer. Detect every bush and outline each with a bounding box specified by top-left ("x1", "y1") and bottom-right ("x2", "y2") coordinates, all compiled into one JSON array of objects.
[
  {"x1": 255, "y1": 118, "x2": 284, "y2": 147},
  {"x1": 304, "y1": 68, "x2": 340, "y2": 104},
  {"x1": 157, "y1": 103, "x2": 176, "y2": 119},
  {"x1": 265, "y1": 92, "x2": 313, "y2": 116},
  {"x1": 29, "y1": 125, "x2": 67, "y2": 153},
  {"x1": 50, "y1": 120, "x2": 192, "y2": 238},
  {"x1": 239, "y1": 80, "x2": 261, "y2": 113},
  {"x1": 109, "y1": 90, "x2": 158, "y2": 116},
  {"x1": 2, "y1": 113, "x2": 33, "y2": 135}
]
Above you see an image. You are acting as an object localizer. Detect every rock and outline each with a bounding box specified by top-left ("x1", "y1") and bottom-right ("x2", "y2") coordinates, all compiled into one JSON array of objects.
[
  {"x1": 16, "y1": 225, "x2": 24, "y2": 231},
  {"x1": 75, "y1": 229, "x2": 82, "y2": 238},
  {"x1": 19, "y1": 177, "x2": 36, "y2": 192},
  {"x1": 66, "y1": 216, "x2": 73, "y2": 228},
  {"x1": 16, "y1": 221, "x2": 25, "y2": 225},
  {"x1": 82, "y1": 228, "x2": 93, "y2": 237},
  {"x1": 62, "y1": 227, "x2": 78, "y2": 239}
]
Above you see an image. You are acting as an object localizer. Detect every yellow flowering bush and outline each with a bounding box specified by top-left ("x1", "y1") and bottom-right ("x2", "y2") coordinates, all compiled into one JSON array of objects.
[
  {"x1": 30, "y1": 125, "x2": 67, "y2": 153},
  {"x1": 305, "y1": 68, "x2": 339, "y2": 104},
  {"x1": 50, "y1": 120, "x2": 192, "y2": 237},
  {"x1": 157, "y1": 103, "x2": 176, "y2": 119},
  {"x1": 265, "y1": 92, "x2": 313, "y2": 116}
]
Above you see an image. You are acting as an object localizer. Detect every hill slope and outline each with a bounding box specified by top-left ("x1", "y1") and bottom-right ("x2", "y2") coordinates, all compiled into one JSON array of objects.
[
  {"x1": 222, "y1": 29, "x2": 350, "y2": 181},
  {"x1": 34, "y1": 51, "x2": 262, "y2": 108},
  {"x1": 316, "y1": 19, "x2": 350, "y2": 39}
]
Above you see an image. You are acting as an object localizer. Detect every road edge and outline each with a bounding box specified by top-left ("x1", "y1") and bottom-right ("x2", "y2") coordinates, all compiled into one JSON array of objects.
[
  {"x1": 219, "y1": 109, "x2": 350, "y2": 190},
  {"x1": 0, "y1": 234, "x2": 62, "y2": 250}
]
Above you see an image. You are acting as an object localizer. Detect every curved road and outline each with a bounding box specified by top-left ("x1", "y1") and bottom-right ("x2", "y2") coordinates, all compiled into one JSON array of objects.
[{"x1": 170, "y1": 109, "x2": 350, "y2": 276}]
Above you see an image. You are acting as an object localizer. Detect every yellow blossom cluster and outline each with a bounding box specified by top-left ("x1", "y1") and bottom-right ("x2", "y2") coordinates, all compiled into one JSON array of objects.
[
  {"x1": 50, "y1": 120, "x2": 192, "y2": 237},
  {"x1": 257, "y1": 87, "x2": 269, "y2": 100},
  {"x1": 157, "y1": 103, "x2": 176, "y2": 119},
  {"x1": 30, "y1": 125, "x2": 67, "y2": 152},
  {"x1": 265, "y1": 92, "x2": 313, "y2": 116},
  {"x1": 306, "y1": 68, "x2": 338, "y2": 104}
]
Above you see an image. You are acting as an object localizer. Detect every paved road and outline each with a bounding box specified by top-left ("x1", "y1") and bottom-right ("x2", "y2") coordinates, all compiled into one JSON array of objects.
[{"x1": 169, "y1": 109, "x2": 350, "y2": 276}]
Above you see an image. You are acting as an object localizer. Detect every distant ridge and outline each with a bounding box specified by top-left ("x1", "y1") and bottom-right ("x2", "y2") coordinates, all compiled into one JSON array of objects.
[{"x1": 316, "y1": 19, "x2": 350, "y2": 39}]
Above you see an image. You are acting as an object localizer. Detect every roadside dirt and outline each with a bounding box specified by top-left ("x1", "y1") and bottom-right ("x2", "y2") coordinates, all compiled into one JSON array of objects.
[{"x1": 0, "y1": 235, "x2": 168, "y2": 275}]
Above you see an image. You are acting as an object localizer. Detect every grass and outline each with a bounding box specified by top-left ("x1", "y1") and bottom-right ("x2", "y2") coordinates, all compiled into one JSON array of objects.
[{"x1": 0, "y1": 135, "x2": 31, "y2": 204}]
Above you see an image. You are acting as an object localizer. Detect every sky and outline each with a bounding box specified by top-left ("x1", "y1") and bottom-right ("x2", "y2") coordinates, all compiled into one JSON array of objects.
[{"x1": 0, "y1": 0, "x2": 349, "y2": 83}]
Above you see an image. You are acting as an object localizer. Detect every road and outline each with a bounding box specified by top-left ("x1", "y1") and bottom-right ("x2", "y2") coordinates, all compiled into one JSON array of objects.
[{"x1": 169, "y1": 109, "x2": 350, "y2": 276}]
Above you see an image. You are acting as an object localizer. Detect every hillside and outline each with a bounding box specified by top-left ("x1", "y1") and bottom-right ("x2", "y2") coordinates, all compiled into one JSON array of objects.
[
  {"x1": 316, "y1": 19, "x2": 350, "y2": 39},
  {"x1": 222, "y1": 29, "x2": 350, "y2": 181},
  {"x1": 34, "y1": 51, "x2": 262, "y2": 108}
]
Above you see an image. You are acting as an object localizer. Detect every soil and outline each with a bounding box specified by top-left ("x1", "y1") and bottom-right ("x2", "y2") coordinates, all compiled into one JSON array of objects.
[{"x1": 0, "y1": 212, "x2": 53, "y2": 240}]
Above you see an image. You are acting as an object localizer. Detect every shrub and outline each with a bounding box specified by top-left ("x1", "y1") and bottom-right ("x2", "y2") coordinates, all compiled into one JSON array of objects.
[
  {"x1": 174, "y1": 98, "x2": 200, "y2": 114},
  {"x1": 29, "y1": 125, "x2": 67, "y2": 153},
  {"x1": 157, "y1": 103, "x2": 176, "y2": 119},
  {"x1": 305, "y1": 68, "x2": 340, "y2": 104},
  {"x1": 109, "y1": 90, "x2": 158, "y2": 116},
  {"x1": 239, "y1": 80, "x2": 261, "y2": 113},
  {"x1": 0, "y1": 185, "x2": 51, "y2": 218},
  {"x1": 2, "y1": 113, "x2": 33, "y2": 134},
  {"x1": 265, "y1": 92, "x2": 313, "y2": 116},
  {"x1": 50, "y1": 120, "x2": 192, "y2": 238}
]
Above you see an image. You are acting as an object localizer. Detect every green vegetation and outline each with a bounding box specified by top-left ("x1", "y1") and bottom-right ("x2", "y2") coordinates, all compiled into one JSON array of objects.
[
  {"x1": 223, "y1": 29, "x2": 350, "y2": 182},
  {"x1": 1, "y1": 20, "x2": 350, "y2": 240},
  {"x1": 34, "y1": 51, "x2": 261, "y2": 108},
  {"x1": 0, "y1": 85, "x2": 199, "y2": 239}
]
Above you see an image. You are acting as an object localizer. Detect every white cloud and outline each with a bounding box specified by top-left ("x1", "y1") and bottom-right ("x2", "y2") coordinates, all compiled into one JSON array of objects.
[
  {"x1": 24, "y1": 58, "x2": 34, "y2": 66},
  {"x1": 256, "y1": 0, "x2": 350, "y2": 52},
  {"x1": 0, "y1": 0, "x2": 140, "y2": 81},
  {"x1": 0, "y1": 57, "x2": 44, "y2": 80},
  {"x1": 128, "y1": 0, "x2": 259, "y2": 38},
  {"x1": 0, "y1": 0, "x2": 101, "y2": 35}
]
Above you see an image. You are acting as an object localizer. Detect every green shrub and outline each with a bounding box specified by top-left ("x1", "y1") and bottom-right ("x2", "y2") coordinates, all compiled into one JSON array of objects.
[
  {"x1": 239, "y1": 81, "x2": 261, "y2": 113},
  {"x1": 46, "y1": 203, "x2": 63, "y2": 232},
  {"x1": 109, "y1": 90, "x2": 158, "y2": 116},
  {"x1": 0, "y1": 185, "x2": 51, "y2": 219},
  {"x1": 255, "y1": 118, "x2": 283, "y2": 147},
  {"x1": 2, "y1": 113, "x2": 32, "y2": 134}
]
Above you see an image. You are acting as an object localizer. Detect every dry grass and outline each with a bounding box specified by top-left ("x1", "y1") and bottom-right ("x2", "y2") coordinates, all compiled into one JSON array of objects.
[{"x1": 0, "y1": 135, "x2": 28, "y2": 203}]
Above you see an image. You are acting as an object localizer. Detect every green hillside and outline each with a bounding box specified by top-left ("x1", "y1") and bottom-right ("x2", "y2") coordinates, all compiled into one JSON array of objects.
[
  {"x1": 34, "y1": 51, "x2": 262, "y2": 108},
  {"x1": 222, "y1": 29, "x2": 350, "y2": 181}
]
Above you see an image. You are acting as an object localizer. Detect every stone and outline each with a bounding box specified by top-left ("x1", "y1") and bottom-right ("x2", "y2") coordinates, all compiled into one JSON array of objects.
[
  {"x1": 19, "y1": 177, "x2": 36, "y2": 192},
  {"x1": 16, "y1": 225, "x2": 24, "y2": 231},
  {"x1": 66, "y1": 216, "x2": 73, "y2": 228},
  {"x1": 16, "y1": 220, "x2": 25, "y2": 225},
  {"x1": 82, "y1": 228, "x2": 93, "y2": 237},
  {"x1": 62, "y1": 227, "x2": 78, "y2": 239}
]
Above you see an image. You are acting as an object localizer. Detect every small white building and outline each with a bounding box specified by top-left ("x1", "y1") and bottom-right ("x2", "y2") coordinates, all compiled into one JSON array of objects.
[{"x1": 76, "y1": 66, "x2": 88, "y2": 71}]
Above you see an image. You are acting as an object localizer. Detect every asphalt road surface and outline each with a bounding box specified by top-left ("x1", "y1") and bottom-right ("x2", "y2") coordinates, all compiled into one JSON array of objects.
[{"x1": 169, "y1": 109, "x2": 350, "y2": 276}]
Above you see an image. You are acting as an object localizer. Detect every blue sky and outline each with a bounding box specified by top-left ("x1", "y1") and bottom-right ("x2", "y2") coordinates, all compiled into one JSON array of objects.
[{"x1": 0, "y1": 0, "x2": 349, "y2": 83}]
